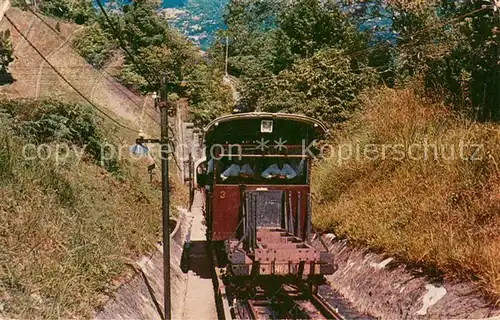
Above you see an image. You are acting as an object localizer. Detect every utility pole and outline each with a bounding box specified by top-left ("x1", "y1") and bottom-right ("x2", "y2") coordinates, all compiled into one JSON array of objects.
[
  {"x1": 134, "y1": 80, "x2": 171, "y2": 319},
  {"x1": 495, "y1": 0, "x2": 500, "y2": 121},
  {"x1": 159, "y1": 74, "x2": 171, "y2": 320}
]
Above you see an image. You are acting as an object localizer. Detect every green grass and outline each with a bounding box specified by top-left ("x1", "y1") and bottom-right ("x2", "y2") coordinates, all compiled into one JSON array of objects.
[
  {"x1": 0, "y1": 99, "x2": 186, "y2": 318},
  {"x1": 312, "y1": 87, "x2": 500, "y2": 302}
]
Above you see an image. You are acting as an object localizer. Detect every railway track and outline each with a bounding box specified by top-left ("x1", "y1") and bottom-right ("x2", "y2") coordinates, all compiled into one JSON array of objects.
[
  {"x1": 238, "y1": 295, "x2": 343, "y2": 319},
  {"x1": 233, "y1": 284, "x2": 343, "y2": 320}
]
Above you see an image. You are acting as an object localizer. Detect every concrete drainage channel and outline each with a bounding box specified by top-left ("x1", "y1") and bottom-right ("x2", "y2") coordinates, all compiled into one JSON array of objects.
[
  {"x1": 318, "y1": 234, "x2": 500, "y2": 320},
  {"x1": 94, "y1": 209, "x2": 192, "y2": 320}
]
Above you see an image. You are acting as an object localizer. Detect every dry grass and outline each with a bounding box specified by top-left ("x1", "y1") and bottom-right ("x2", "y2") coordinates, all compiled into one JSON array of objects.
[
  {"x1": 312, "y1": 87, "x2": 500, "y2": 301},
  {"x1": 0, "y1": 108, "x2": 186, "y2": 319}
]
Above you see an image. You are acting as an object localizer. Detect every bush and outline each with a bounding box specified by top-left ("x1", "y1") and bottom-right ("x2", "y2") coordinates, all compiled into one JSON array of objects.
[
  {"x1": 0, "y1": 99, "x2": 120, "y2": 174},
  {"x1": 97, "y1": 0, "x2": 195, "y2": 94},
  {"x1": 0, "y1": 119, "x2": 15, "y2": 182},
  {"x1": 39, "y1": 0, "x2": 95, "y2": 24},
  {"x1": 0, "y1": 104, "x2": 167, "y2": 319},
  {"x1": 185, "y1": 63, "x2": 234, "y2": 127},
  {"x1": 253, "y1": 48, "x2": 376, "y2": 123},
  {"x1": 211, "y1": 0, "x2": 371, "y2": 122},
  {"x1": 72, "y1": 23, "x2": 116, "y2": 68}
]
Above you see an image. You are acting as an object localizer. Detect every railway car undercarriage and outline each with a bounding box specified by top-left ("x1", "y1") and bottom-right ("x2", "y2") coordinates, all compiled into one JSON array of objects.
[
  {"x1": 224, "y1": 190, "x2": 335, "y2": 279},
  {"x1": 226, "y1": 229, "x2": 334, "y2": 277}
]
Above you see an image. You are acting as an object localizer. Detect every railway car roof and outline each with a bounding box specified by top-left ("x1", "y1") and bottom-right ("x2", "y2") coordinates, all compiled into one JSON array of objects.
[{"x1": 204, "y1": 112, "x2": 329, "y2": 136}]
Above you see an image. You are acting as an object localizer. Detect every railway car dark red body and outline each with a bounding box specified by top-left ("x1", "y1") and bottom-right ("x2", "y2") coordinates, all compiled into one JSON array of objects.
[{"x1": 199, "y1": 113, "x2": 335, "y2": 281}]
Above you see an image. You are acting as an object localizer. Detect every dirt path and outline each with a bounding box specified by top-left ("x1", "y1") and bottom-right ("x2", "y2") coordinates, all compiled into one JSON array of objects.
[{"x1": 223, "y1": 74, "x2": 240, "y2": 103}]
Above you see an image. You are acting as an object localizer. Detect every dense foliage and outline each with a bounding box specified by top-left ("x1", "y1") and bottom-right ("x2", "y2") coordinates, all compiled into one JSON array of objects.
[
  {"x1": 99, "y1": 0, "x2": 233, "y2": 122},
  {"x1": 67, "y1": 0, "x2": 233, "y2": 124},
  {"x1": 313, "y1": 87, "x2": 500, "y2": 299},
  {"x1": 183, "y1": 63, "x2": 234, "y2": 127},
  {"x1": 72, "y1": 23, "x2": 116, "y2": 68},
  {"x1": 209, "y1": 0, "x2": 376, "y2": 124},
  {"x1": 207, "y1": 0, "x2": 500, "y2": 125},
  {"x1": 342, "y1": 0, "x2": 500, "y2": 121},
  {"x1": 0, "y1": 98, "x2": 181, "y2": 318},
  {"x1": 0, "y1": 99, "x2": 120, "y2": 174},
  {"x1": 38, "y1": 0, "x2": 500, "y2": 126},
  {"x1": 95, "y1": 0, "x2": 195, "y2": 93},
  {"x1": 421, "y1": 1, "x2": 500, "y2": 121},
  {"x1": 39, "y1": 0, "x2": 95, "y2": 24},
  {"x1": 252, "y1": 49, "x2": 376, "y2": 123}
]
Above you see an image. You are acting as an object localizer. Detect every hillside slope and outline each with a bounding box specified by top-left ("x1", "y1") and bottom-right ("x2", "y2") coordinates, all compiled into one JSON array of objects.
[
  {"x1": 0, "y1": 7, "x2": 159, "y2": 136},
  {"x1": 312, "y1": 87, "x2": 500, "y2": 301},
  {"x1": 0, "y1": 8, "x2": 189, "y2": 319}
]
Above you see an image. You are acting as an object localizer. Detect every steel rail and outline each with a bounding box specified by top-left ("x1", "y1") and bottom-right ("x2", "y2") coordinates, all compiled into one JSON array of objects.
[
  {"x1": 311, "y1": 293, "x2": 344, "y2": 320},
  {"x1": 240, "y1": 292, "x2": 343, "y2": 320}
]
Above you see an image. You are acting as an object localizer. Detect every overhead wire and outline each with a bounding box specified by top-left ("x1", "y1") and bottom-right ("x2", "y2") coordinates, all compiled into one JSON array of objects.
[
  {"x1": 22, "y1": 5, "x2": 163, "y2": 119},
  {"x1": 342, "y1": 6, "x2": 489, "y2": 60},
  {"x1": 10, "y1": 4, "x2": 488, "y2": 87},
  {"x1": 5, "y1": 2, "x2": 486, "y2": 181},
  {"x1": 6, "y1": 3, "x2": 201, "y2": 175},
  {"x1": 14, "y1": 2, "x2": 184, "y2": 161},
  {"x1": 28, "y1": 1, "x2": 181, "y2": 139},
  {"x1": 3, "y1": 13, "x2": 139, "y2": 134},
  {"x1": 7, "y1": 2, "x2": 485, "y2": 130}
]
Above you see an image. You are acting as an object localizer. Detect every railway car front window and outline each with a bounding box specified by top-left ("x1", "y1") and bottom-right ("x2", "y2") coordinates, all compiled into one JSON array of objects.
[{"x1": 215, "y1": 157, "x2": 308, "y2": 185}]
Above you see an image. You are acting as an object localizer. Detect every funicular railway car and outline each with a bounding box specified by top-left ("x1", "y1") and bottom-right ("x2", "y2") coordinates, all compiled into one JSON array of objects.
[{"x1": 200, "y1": 112, "x2": 335, "y2": 288}]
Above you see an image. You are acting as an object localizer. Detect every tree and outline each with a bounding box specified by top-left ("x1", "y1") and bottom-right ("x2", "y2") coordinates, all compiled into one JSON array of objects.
[
  {"x1": 278, "y1": 0, "x2": 366, "y2": 59},
  {"x1": 424, "y1": 0, "x2": 500, "y2": 121},
  {"x1": 185, "y1": 63, "x2": 234, "y2": 127},
  {"x1": 211, "y1": 0, "x2": 372, "y2": 120},
  {"x1": 343, "y1": 0, "x2": 500, "y2": 122},
  {"x1": 72, "y1": 23, "x2": 116, "y2": 68},
  {"x1": 254, "y1": 48, "x2": 376, "y2": 123},
  {"x1": 98, "y1": 0, "x2": 196, "y2": 93},
  {"x1": 385, "y1": 0, "x2": 500, "y2": 121}
]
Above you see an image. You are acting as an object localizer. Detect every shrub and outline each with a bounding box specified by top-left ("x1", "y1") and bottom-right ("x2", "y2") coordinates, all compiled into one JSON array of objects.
[
  {"x1": 254, "y1": 48, "x2": 376, "y2": 123},
  {"x1": 185, "y1": 63, "x2": 234, "y2": 127},
  {"x1": 72, "y1": 23, "x2": 116, "y2": 68},
  {"x1": 0, "y1": 100, "x2": 168, "y2": 318},
  {"x1": 39, "y1": 0, "x2": 95, "y2": 25},
  {"x1": 0, "y1": 99, "x2": 120, "y2": 174}
]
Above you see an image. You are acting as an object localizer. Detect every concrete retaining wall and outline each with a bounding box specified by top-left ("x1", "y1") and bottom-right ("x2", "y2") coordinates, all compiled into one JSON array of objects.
[
  {"x1": 320, "y1": 234, "x2": 500, "y2": 320},
  {"x1": 94, "y1": 209, "x2": 191, "y2": 320}
]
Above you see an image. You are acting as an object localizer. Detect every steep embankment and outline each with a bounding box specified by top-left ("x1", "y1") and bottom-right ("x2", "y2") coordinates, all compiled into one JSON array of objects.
[
  {"x1": 312, "y1": 87, "x2": 500, "y2": 302},
  {"x1": 0, "y1": 8, "x2": 188, "y2": 319},
  {"x1": 0, "y1": 7, "x2": 159, "y2": 135}
]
